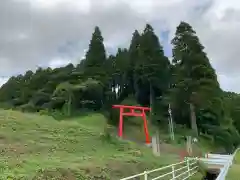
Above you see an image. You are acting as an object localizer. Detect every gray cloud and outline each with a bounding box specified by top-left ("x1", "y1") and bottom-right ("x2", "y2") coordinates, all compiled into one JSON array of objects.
[
  {"x1": 0, "y1": 0, "x2": 240, "y2": 92},
  {"x1": 0, "y1": 0, "x2": 149, "y2": 76}
]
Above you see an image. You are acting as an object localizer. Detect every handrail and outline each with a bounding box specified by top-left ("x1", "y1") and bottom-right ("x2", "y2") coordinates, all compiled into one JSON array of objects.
[
  {"x1": 120, "y1": 158, "x2": 199, "y2": 180},
  {"x1": 216, "y1": 147, "x2": 240, "y2": 180}
]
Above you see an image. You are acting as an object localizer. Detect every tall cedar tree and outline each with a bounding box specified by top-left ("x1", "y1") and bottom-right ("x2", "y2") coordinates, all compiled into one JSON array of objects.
[
  {"x1": 1, "y1": 23, "x2": 240, "y2": 150},
  {"x1": 84, "y1": 26, "x2": 107, "y2": 82},
  {"x1": 112, "y1": 48, "x2": 129, "y2": 98},
  {"x1": 135, "y1": 24, "x2": 170, "y2": 123},
  {"x1": 171, "y1": 21, "x2": 221, "y2": 136},
  {"x1": 128, "y1": 30, "x2": 141, "y2": 94}
]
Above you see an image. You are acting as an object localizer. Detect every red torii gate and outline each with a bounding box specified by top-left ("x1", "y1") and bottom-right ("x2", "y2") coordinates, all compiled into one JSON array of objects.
[{"x1": 112, "y1": 105, "x2": 151, "y2": 144}]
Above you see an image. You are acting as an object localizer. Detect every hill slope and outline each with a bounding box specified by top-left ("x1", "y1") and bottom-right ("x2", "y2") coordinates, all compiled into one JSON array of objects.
[{"x1": 0, "y1": 110, "x2": 179, "y2": 179}]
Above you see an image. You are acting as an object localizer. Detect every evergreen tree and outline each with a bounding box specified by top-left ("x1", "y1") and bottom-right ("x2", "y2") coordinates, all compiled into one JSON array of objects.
[
  {"x1": 113, "y1": 48, "x2": 129, "y2": 98},
  {"x1": 135, "y1": 24, "x2": 170, "y2": 123},
  {"x1": 0, "y1": 22, "x2": 239, "y2": 150},
  {"x1": 171, "y1": 21, "x2": 221, "y2": 136},
  {"x1": 128, "y1": 30, "x2": 141, "y2": 94},
  {"x1": 53, "y1": 82, "x2": 75, "y2": 116},
  {"x1": 224, "y1": 92, "x2": 240, "y2": 133},
  {"x1": 84, "y1": 26, "x2": 107, "y2": 82}
]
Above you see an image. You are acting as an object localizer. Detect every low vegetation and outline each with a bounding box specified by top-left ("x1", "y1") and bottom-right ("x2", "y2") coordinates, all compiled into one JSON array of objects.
[
  {"x1": 226, "y1": 149, "x2": 240, "y2": 180},
  {"x1": 0, "y1": 21, "x2": 239, "y2": 153},
  {"x1": 0, "y1": 109, "x2": 182, "y2": 179},
  {"x1": 0, "y1": 20, "x2": 240, "y2": 179}
]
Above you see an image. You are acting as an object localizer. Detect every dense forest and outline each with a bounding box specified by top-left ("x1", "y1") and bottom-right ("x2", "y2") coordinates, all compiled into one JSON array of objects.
[{"x1": 0, "y1": 21, "x2": 240, "y2": 151}]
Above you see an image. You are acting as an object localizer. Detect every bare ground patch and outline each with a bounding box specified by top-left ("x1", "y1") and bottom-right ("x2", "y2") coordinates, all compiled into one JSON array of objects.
[{"x1": 33, "y1": 168, "x2": 77, "y2": 180}]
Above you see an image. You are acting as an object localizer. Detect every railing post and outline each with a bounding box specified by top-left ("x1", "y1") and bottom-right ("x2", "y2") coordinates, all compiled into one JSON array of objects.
[
  {"x1": 144, "y1": 171, "x2": 148, "y2": 180},
  {"x1": 172, "y1": 165, "x2": 175, "y2": 179},
  {"x1": 187, "y1": 158, "x2": 190, "y2": 177}
]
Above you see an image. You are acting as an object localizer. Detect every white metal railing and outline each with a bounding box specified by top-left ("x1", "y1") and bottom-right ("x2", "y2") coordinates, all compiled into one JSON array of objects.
[
  {"x1": 199, "y1": 157, "x2": 230, "y2": 165},
  {"x1": 216, "y1": 148, "x2": 240, "y2": 180},
  {"x1": 120, "y1": 158, "x2": 198, "y2": 180}
]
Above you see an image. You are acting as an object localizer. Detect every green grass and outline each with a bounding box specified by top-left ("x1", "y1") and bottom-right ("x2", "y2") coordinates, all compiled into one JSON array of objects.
[
  {"x1": 226, "y1": 149, "x2": 240, "y2": 180},
  {"x1": 189, "y1": 173, "x2": 204, "y2": 180},
  {"x1": 0, "y1": 109, "x2": 183, "y2": 180}
]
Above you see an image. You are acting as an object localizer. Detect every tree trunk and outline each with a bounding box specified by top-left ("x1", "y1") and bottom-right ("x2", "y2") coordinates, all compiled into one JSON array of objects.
[
  {"x1": 150, "y1": 83, "x2": 155, "y2": 124},
  {"x1": 189, "y1": 103, "x2": 198, "y2": 137},
  {"x1": 67, "y1": 95, "x2": 72, "y2": 116}
]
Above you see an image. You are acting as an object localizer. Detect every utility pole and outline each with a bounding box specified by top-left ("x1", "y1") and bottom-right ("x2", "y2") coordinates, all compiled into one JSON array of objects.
[{"x1": 168, "y1": 104, "x2": 175, "y2": 141}]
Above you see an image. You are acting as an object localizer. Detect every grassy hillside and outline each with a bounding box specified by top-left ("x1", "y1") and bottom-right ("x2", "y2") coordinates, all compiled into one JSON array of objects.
[
  {"x1": 0, "y1": 109, "x2": 182, "y2": 179},
  {"x1": 226, "y1": 149, "x2": 240, "y2": 180}
]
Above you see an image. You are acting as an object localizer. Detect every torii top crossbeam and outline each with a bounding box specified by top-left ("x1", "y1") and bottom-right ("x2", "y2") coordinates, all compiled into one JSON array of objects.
[
  {"x1": 112, "y1": 104, "x2": 151, "y2": 144},
  {"x1": 112, "y1": 105, "x2": 151, "y2": 110}
]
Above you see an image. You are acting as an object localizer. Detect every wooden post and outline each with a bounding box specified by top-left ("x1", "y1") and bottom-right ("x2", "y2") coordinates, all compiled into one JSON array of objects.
[
  {"x1": 152, "y1": 131, "x2": 160, "y2": 156},
  {"x1": 156, "y1": 130, "x2": 160, "y2": 155},
  {"x1": 186, "y1": 136, "x2": 193, "y2": 156}
]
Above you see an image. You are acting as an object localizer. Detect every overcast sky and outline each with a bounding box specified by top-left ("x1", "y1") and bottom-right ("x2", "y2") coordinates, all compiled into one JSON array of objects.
[{"x1": 0, "y1": 0, "x2": 240, "y2": 92}]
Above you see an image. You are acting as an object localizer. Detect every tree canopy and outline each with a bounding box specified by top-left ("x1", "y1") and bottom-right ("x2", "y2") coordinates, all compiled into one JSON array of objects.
[{"x1": 0, "y1": 22, "x2": 239, "y2": 151}]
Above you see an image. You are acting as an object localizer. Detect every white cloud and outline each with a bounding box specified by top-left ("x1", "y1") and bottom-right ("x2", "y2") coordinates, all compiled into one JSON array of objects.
[
  {"x1": 0, "y1": 77, "x2": 9, "y2": 87},
  {"x1": 30, "y1": 0, "x2": 91, "y2": 13},
  {"x1": 48, "y1": 58, "x2": 71, "y2": 68},
  {"x1": 0, "y1": 0, "x2": 240, "y2": 92}
]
